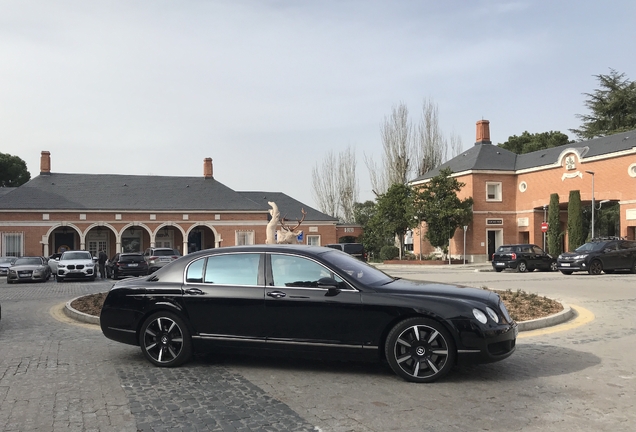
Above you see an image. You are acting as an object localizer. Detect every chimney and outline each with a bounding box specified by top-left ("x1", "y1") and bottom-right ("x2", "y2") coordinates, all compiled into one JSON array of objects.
[
  {"x1": 40, "y1": 151, "x2": 51, "y2": 175},
  {"x1": 203, "y1": 158, "x2": 213, "y2": 179},
  {"x1": 475, "y1": 120, "x2": 492, "y2": 145}
]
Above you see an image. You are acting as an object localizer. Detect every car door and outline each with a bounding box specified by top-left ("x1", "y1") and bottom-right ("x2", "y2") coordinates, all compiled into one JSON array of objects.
[
  {"x1": 599, "y1": 241, "x2": 621, "y2": 270},
  {"x1": 531, "y1": 245, "x2": 551, "y2": 270},
  {"x1": 264, "y1": 252, "x2": 364, "y2": 349},
  {"x1": 180, "y1": 252, "x2": 267, "y2": 342}
]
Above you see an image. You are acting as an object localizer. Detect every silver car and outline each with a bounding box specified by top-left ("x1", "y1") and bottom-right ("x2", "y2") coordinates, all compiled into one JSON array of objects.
[
  {"x1": 0, "y1": 257, "x2": 17, "y2": 277},
  {"x1": 7, "y1": 256, "x2": 52, "y2": 283}
]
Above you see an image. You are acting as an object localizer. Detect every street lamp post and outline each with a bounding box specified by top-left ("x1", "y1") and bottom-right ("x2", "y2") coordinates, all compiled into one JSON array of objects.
[
  {"x1": 463, "y1": 225, "x2": 468, "y2": 265},
  {"x1": 586, "y1": 170, "x2": 595, "y2": 239}
]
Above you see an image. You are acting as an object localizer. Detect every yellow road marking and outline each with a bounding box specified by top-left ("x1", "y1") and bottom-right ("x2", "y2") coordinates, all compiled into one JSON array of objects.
[
  {"x1": 50, "y1": 302, "x2": 100, "y2": 330},
  {"x1": 518, "y1": 305, "x2": 594, "y2": 338}
]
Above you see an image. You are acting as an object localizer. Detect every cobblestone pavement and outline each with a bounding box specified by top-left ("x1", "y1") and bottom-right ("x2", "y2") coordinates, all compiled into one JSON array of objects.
[{"x1": 1, "y1": 268, "x2": 635, "y2": 431}]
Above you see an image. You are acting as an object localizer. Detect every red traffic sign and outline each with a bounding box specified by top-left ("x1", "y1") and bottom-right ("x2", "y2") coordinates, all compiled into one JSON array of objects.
[{"x1": 541, "y1": 222, "x2": 548, "y2": 233}]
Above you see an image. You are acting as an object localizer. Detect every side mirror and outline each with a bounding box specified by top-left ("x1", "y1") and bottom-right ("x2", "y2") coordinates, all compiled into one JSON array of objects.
[{"x1": 317, "y1": 277, "x2": 338, "y2": 288}]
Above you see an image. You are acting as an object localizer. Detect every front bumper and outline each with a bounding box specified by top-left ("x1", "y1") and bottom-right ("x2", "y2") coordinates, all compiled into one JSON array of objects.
[
  {"x1": 454, "y1": 319, "x2": 518, "y2": 364},
  {"x1": 557, "y1": 259, "x2": 586, "y2": 272},
  {"x1": 58, "y1": 267, "x2": 96, "y2": 279},
  {"x1": 7, "y1": 271, "x2": 49, "y2": 282}
]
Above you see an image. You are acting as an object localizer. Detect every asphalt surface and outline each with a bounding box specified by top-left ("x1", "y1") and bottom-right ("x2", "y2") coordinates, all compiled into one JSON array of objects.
[{"x1": 0, "y1": 265, "x2": 635, "y2": 431}]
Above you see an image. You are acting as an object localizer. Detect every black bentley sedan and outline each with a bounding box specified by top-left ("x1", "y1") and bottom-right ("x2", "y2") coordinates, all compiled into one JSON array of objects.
[{"x1": 100, "y1": 245, "x2": 517, "y2": 383}]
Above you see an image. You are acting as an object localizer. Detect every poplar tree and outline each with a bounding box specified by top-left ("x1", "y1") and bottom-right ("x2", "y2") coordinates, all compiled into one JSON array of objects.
[
  {"x1": 567, "y1": 190, "x2": 584, "y2": 251},
  {"x1": 547, "y1": 193, "x2": 562, "y2": 256}
]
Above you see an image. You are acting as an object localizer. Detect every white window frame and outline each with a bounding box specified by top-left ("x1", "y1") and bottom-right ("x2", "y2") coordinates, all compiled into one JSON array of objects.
[
  {"x1": 307, "y1": 235, "x2": 321, "y2": 246},
  {"x1": 486, "y1": 182, "x2": 502, "y2": 202},
  {"x1": 2, "y1": 232, "x2": 24, "y2": 257},
  {"x1": 235, "y1": 231, "x2": 255, "y2": 246}
]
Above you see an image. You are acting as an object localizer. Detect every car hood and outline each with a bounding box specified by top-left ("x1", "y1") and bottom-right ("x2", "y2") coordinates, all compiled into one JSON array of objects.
[
  {"x1": 59, "y1": 259, "x2": 94, "y2": 265},
  {"x1": 9, "y1": 264, "x2": 44, "y2": 271},
  {"x1": 0, "y1": 263, "x2": 13, "y2": 269},
  {"x1": 559, "y1": 251, "x2": 589, "y2": 258},
  {"x1": 371, "y1": 278, "x2": 494, "y2": 303}
]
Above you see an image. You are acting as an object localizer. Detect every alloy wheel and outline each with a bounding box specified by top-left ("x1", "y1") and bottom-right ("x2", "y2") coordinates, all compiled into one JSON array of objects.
[
  {"x1": 386, "y1": 319, "x2": 455, "y2": 383},
  {"x1": 588, "y1": 260, "x2": 603, "y2": 275},
  {"x1": 141, "y1": 315, "x2": 190, "y2": 366}
]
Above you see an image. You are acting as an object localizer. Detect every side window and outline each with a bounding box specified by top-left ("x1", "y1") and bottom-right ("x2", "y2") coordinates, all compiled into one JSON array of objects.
[
  {"x1": 270, "y1": 254, "x2": 344, "y2": 288},
  {"x1": 186, "y1": 258, "x2": 205, "y2": 283},
  {"x1": 532, "y1": 246, "x2": 544, "y2": 254},
  {"x1": 204, "y1": 254, "x2": 261, "y2": 286}
]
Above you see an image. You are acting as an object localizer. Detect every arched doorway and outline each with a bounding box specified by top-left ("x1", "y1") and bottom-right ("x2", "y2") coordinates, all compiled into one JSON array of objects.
[{"x1": 187, "y1": 225, "x2": 216, "y2": 253}]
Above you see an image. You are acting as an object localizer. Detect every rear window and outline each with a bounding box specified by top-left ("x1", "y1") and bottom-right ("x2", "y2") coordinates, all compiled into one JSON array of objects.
[
  {"x1": 343, "y1": 244, "x2": 364, "y2": 254},
  {"x1": 154, "y1": 249, "x2": 176, "y2": 256},
  {"x1": 120, "y1": 254, "x2": 145, "y2": 262},
  {"x1": 497, "y1": 246, "x2": 516, "y2": 253},
  {"x1": 325, "y1": 244, "x2": 344, "y2": 251}
]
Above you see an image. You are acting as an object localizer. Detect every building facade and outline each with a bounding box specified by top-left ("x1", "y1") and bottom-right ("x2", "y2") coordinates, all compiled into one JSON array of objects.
[
  {"x1": 411, "y1": 121, "x2": 636, "y2": 262},
  {"x1": 0, "y1": 152, "x2": 344, "y2": 258}
]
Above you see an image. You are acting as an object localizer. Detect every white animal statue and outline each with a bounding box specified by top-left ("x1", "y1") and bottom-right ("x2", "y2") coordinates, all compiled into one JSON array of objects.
[
  {"x1": 276, "y1": 208, "x2": 307, "y2": 244},
  {"x1": 265, "y1": 201, "x2": 280, "y2": 244}
]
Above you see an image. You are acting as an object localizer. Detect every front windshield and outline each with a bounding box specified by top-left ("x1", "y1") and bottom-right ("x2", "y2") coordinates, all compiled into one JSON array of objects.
[
  {"x1": 320, "y1": 250, "x2": 393, "y2": 286},
  {"x1": 574, "y1": 242, "x2": 606, "y2": 253},
  {"x1": 0, "y1": 257, "x2": 16, "y2": 264},
  {"x1": 14, "y1": 258, "x2": 42, "y2": 266},
  {"x1": 62, "y1": 252, "x2": 92, "y2": 260}
]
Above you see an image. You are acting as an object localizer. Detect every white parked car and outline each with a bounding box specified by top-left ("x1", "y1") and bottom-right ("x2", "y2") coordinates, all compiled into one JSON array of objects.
[{"x1": 56, "y1": 251, "x2": 97, "y2": 282}]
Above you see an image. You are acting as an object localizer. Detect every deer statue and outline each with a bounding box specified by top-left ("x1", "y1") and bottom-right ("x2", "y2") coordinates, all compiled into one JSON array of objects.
[
  {"x1": 265, "y1": 201, "x2": 280, "y2": 244},
  {"x1": 277, "y1": 208, "x2": 307, "y2": 244}
]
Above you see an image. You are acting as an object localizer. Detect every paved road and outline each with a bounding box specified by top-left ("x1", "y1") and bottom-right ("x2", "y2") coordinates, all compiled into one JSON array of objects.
[{"x1": 0, "y1": 266, "x2": 634, "y2": 431}]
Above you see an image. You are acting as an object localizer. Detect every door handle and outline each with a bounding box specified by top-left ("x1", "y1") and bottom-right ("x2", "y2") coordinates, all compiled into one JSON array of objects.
[
  {"x1": 184, "y1": 288, "x2": 204, "y2": 295},
  {"x1": 267, "y1": 291, "x2": 287, "y2": 299}
]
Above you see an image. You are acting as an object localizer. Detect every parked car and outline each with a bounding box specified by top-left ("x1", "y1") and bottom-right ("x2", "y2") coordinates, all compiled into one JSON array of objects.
[
  {"x1": 47, "y1": 253, "x2": 63, "y2": 275},
  {"x1": 325, "y1": 243, "x2": 367, "y2": 261},
  {"x1": 0, "y1": 257, "x2": 17, "y2": 277},
  {"x1": 557, "y1": 238, "x2": 636, "y2": 275},
  {"x1": 100, "y1": 245, "x2": 517, "y2": 383},
  {"x1": 491, "y1": 244, "x2": 557, "y2": 273},
  {"x1": 143, "y1": 247, "x2": 181, "y2": 273},
  {"x1": 6, "y1": 256, "x2": 52, "y2": 283},
  {"x1": 108, "y1": 253, "x2": 149, "y2": 279},
  {"x1": 56, "y1": 250, "x2": 97, "y2": 282}
]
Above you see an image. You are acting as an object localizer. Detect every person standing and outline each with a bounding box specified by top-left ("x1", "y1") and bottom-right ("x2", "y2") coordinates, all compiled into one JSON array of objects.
[{"x1": 98, "y1": 249, "x2": 108, "y2": 279}]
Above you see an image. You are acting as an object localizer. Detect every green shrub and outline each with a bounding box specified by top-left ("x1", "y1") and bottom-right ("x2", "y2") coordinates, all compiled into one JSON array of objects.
[{"x1": 380, "y1": 246, "x2": 400, "y2": 260}]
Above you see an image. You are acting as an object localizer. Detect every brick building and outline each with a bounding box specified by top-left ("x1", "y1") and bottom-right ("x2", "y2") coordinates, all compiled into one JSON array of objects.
[
  {"x1": 0, "y1": 152, "x2": 346, "y2": 258},
  {"x1": 411, "y1": 120, "x2": 636, "y2": 262}
]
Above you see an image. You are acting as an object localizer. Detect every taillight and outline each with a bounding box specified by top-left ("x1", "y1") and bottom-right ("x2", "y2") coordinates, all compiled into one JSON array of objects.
[
  {"x1": 171, "y1": 256, "x2": 179, "y2": 260},
  {"x1": 149, "y1": 256, "x2": 158, "y2": 260},
  {"x1": 511, "y1": 252, "x2": 517, "y2": 260}
]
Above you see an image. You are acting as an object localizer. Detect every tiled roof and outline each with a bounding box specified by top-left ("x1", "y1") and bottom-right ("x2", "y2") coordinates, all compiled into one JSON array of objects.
[
  {"x1": 0, "y1": 173, "x2": 265, "y2": 211},
  {"x1": 412, "y1": 129, "x2": 636, "y2": 181},
  {"x1": 239, "y1": 191, "x2": 338, "y2": 222}
]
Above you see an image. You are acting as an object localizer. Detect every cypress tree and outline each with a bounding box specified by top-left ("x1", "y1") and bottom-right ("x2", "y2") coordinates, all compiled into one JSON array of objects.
[
  {"x1": 567, "y1": 190, "x2": 584, "y2": 251},
  {"x1": 547, "y1": 193, "x2": 562, "y2": 256}
]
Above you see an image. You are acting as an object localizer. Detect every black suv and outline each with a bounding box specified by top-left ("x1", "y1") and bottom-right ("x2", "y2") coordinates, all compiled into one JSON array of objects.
[
  {"x1": 325, "y1": 243, "x2": 367, "y2": 261},
  {"x1": 557, "y1": 238, "x2": 636, "y2": 275},
  {"x1": 491, "y1": 244, "x2": 557, "y2": 273}
]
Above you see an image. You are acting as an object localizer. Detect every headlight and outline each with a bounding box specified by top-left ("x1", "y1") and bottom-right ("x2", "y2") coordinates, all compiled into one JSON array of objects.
[
  {"x1": 472, "y1": 308, "x2": 488, "y2": 324},
  {"x1": 558, "y1": 254, "x2": 563, "y2": 259},
  {"x1": 572, "y1": 255, "x2": 587, "y2": 260},
  {"x1": 59, "y1": 264, "x2": 66, "y2": 268},
  {"x1": 486, "y1": 307, "x2": 500, "y2": 323}
]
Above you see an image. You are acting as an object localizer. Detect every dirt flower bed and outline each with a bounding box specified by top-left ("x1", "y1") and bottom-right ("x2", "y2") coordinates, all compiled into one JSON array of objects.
[{"x1": 72, "y1": 288, "x2": 563, "y2": 323}]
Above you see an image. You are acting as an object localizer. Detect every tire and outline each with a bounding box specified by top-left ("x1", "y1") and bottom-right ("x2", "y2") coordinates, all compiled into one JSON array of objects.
[
  {"x1": 560, "y1": 270, "x2": 573, "y2": 275},
  {"x1": 588, "y1": 260, "x2": 603, "y2": 275},
  {"x1": 495, "y1": 268, "x2": 503, "y2": 272},
  {"x1": 516, "y1": 261, "x2": 528, "y2": 273},
  {"x1": 89, "y1": 276, "x2": 96, "y2": 282},
  {"x1": 550, "y1": 261, "x2": 558, "y2": 272},
  {"x1": 57, "y1": 276, "x2": 64, "y2": 282},
  {"x1": 140, "y1": 312, "x2": 192, "y2": 367},
  {"x1": 385, "y1": 317, "x2": 456, "y2": 383},
  {"x1": 631, "y1": 260, "x2": 636, "y2": 274}
]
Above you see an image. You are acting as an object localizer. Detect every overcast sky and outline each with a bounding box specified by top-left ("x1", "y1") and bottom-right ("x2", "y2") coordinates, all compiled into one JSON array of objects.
[{"x1": 1, "y1": 1, "x2": 635, "y2": 209}]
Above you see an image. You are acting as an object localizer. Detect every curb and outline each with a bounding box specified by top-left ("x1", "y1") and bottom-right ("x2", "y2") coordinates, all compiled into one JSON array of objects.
[
  {"x1": 64, "y1": 296, "x2": 100, "y2": 325},
  {"x1": 516, "y1": 303, "x2": 575, "y2": 332}
]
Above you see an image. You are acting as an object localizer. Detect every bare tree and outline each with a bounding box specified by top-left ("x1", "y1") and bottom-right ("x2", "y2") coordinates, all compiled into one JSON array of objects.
[
  {"x1": 448, "y1": 132, "x2": 464, "y2": 159},
  {"x1": 312, "y1": 146, "x2": 359, "y2": 222},
  {"x1": 414, "y1": 99, "x2": 447, "y2": 176},
  {"x1": 337, "y1": 146, "x2": 358, "y2": 223},
  {"x1": 365, "y1": 102, "x2": 413, "y2": 195},
  {"x1": 312, "y1": 150, "x2": 339, "y2": 218}
]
